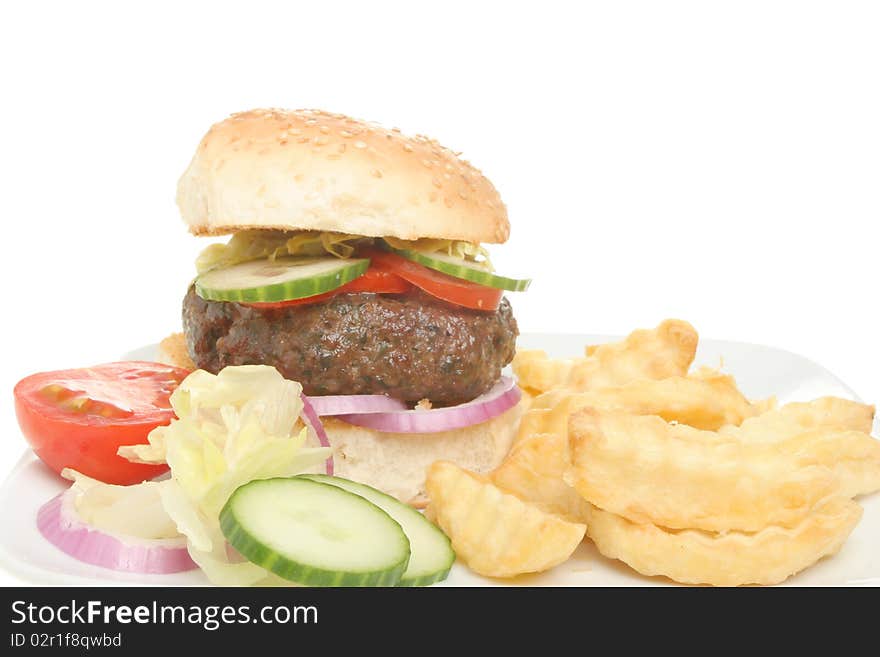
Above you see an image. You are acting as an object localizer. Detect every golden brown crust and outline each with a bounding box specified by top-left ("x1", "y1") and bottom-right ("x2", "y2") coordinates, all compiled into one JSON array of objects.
[{"x1": 177, "y1": 109, "x2": 510, "y2": 244}]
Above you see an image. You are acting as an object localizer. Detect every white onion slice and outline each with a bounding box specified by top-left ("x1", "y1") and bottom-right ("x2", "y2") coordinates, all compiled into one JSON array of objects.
[
  {"x1": 300, "y1": 395, "x2": 334, "y2": 475},
  {"x1": 335, "y1": 377, "x2": 522, "y2": 434},
  {"x1": 37, "y1": 489, "x2": 196, "y2": 574},
  {"x1": 304, "y1": 394, "x2": 407, "y2": 416}
]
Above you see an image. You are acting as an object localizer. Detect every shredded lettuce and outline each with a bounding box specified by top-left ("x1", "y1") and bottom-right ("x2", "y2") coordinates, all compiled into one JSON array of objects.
[
  {"x1": 195, "y1": 229, "x2": 494, "y2": 273},
  {"x1": 382, "y1": 237, "x2": 493, "y2": 269},
  {"x1": 195, "y1": 230, "x2": 367, "y2": 274},
  {"x1": 121, "y1": 365, "x2": 329, "y2": 585}
]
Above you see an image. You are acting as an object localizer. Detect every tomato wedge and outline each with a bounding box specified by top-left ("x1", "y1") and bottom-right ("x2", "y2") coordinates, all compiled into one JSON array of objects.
[
  {"x1": 365, "y1": 250, "x2": 503, "y2": 311},
  {"x1": 14, "y1": 362, "x2": 190, "y2": 484},
  {"x1": 243, "y1": 266, "x2": 411, "y2": 309}
]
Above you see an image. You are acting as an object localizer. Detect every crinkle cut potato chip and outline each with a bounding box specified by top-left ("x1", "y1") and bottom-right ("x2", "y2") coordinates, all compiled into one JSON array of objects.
[
  {"x1": 425, "y1": 461, "x2": 585, "y2": 578},
  {"x1": 562, "y1": 370, "x2": 763, "y2": 431},
  {"x1": 494, "y1": 371, "x2": 767, "y2": 524},
  {"x1": 467, "y1": 319, "x2": 878, "y2": 585},
  {"x1": 583, "y1": 499, "x2": 862, "y2": 587},
  {"x1": 565, "y1": 409, "x2": 844, "y2": 532},
  {"x1": 492, "y1": 431, "x2": 592, "y2": 524},
  {"x1": 784, "y1": 429, "x2": 880, "y2": 498},
  {"x1": 513, "y1": 319, "x2": 698, "y2": 394},
  {"x1": 721, "y1": 396, "x2": 875, "y2": 443}
]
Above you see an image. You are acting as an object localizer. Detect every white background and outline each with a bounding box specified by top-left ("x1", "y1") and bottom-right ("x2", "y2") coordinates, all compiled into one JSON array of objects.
[{"x1": 0, "y1": 1, "x2": 877, "y2": 585}]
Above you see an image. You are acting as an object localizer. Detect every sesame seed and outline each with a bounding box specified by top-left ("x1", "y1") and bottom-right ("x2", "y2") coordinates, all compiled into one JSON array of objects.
[
  {"x1": 372, "y1": 169, "x2": 383, "y2": 178},
  {"x1": 458, "y1": 190, "x2": 468, "y2": 200},
  {"x1": 354, "y1": 140, "x2": 367, "y2": 149},
  {"x1": 313, "y1": 135, "x2": 329, "y2": 146},
  {"x1": 421, "y1": 159, "x2": 433, "y2": 168},
  {"x1": 319, "y1": 125, "x2": 330, "y2": 134},
  {"x1": 403, "y1": 143, "x2": 414, "y2": 152},
  {"x1": 432, "y1": 178, "x2": 443, "y2": 188},
  {"x1": 339, "y1": 130, "x2": 353, "y2": 138},
  {"x1": 443, "y1": 197, "x2": 454, "y2": 208}
]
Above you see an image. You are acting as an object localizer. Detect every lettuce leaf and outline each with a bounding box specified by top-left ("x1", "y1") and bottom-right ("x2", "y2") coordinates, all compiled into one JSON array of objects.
[
  {"x1": 60, "y1": 468, "x2": 181, "y2": 541},
  {"x1": 136, "y1": 365, "x2": 330, "y2": 585}
]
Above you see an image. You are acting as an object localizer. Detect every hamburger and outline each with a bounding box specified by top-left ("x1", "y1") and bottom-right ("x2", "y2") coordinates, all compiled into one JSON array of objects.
[{"x1": 164, "y1": 108, "x2": 530, "y2": 505}]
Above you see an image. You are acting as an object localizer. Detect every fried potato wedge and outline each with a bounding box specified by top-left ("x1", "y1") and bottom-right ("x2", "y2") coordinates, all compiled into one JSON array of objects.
[
  {"x1": 513, "y1": 350, "x2": 575, "y2": 397},
  {"x1": 583, "y1": 498, "x2": 862, "y2": 586},
  {"x1": 791, "y1": 429, "x2": 880, "y2": 498},
  {"x1": 513, "y1": 319, "x2": 698, "y2": 394},
  {"x1": 495, "y1": 372, "x2": 762, "y2": 521},
  {"x1": 492, "y1": 431, "x2": 592, "y2": 523},
  {"x1": 721, "y1": 396, "x2": 875, "y2": 442},
  {"x1": 579, "y1": 370, "x2": 759, "y2": 431},
  {"x1": 494, "y1": 392, "x2": 596, "y2": 522},
  {"x1": 425, "y1": 461, "x2": 586, "y2": 578},
  {"x1": 566, "y1": 409, "x2": 841, "y2": 532}
]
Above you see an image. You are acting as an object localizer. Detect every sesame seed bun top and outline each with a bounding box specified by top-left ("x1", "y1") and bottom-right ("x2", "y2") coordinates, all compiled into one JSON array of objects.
[{"x1": 176, "y1": 109, "x2": 510, "y2": 244}]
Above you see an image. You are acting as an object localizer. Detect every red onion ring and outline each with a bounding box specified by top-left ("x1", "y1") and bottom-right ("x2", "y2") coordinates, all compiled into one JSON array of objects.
[
  {"x1": 304, "y1": 394, "x2": 407, "y2": 416},
  {"x1": 299, "y1": 394, "x2": 334, "y2": 475},
  {"x1": 37, "y1": 489, "x2": 196, "y2": 574},
  {"x1": 335, "y1": 377, "x2": 522, "y2": 434}
]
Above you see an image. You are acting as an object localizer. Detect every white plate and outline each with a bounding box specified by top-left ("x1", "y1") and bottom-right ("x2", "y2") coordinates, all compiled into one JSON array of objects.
[{"x1": 1, "y1": 334, "x2": 878, "y2": 586}]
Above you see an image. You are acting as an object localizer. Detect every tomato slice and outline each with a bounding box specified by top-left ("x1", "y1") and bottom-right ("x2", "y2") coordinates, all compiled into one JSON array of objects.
[
  {"x1": 365, "y1": 250, "x2": 503, "y2": 311},
  {"x1": 14, "y1": 362, "x2": 190, "y2": 485},
  {"x1": 242, "y1": 266, "x2": 411, "y2": 310},
  {"x1": 240, "y1": 252, "x2": 502, "y2": 311}
]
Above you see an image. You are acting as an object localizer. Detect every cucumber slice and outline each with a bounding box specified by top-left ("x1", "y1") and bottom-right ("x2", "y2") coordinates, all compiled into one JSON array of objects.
[
  {"x1": 195, "y1": 256, "x2": 369, "y2": 303},
  {"x1": 388, "y1": 248, "x2": 531, "y2": 292},
  {"x1": 299, "y1": 474, "x2": 454, "y2": 587},
  {"x1": 219, "y1": 477, "x2": 410, "y2": 587}
]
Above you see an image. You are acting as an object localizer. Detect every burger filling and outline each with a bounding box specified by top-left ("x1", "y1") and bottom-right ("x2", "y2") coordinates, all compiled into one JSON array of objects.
[
  {"x1": 182, "y1": 286, "x2": 518, "y2": 405},
  {"x1": 183, "y1": 230, "x2": 528, "y2": 406}
]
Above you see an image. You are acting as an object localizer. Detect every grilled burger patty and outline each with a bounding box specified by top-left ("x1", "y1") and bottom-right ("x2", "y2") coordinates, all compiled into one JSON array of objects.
[{"x1": 182, "y1": 286, "x2": 518, "y2": 405}]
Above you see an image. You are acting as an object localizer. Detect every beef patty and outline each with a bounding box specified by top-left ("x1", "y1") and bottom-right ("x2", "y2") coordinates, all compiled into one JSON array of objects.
[{"x1": 182, "y1": 287, "x2": 518, "y2": 405}]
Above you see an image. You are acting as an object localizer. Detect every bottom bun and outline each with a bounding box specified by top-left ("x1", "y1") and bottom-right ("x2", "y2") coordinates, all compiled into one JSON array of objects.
[
  {"x1": 159, "y1": 332, "x2": 522, "y2": 506},
  {"x1": 312, "y1": 405, "x2": 524, "y2": 507}
]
